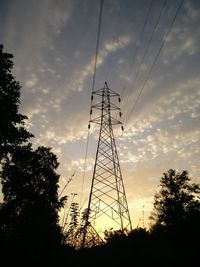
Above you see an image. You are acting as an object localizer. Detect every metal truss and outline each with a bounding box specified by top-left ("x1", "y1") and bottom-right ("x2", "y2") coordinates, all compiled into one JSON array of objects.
[{"x1": 82, "y1": 82, "x2": 132, "y2": 247}]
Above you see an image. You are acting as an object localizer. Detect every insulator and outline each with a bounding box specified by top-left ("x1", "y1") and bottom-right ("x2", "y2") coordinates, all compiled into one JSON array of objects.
[
  {"x1": 119, "y1": 111, "x2": 122, "y2": 117},
  {"x1": 121, "y1": 125, "x2": 124, "y2": 131},
  {"x1": 90, "y1": 109, "x2": 92, "y2": 115},
  {"x1": 118, "y1": 97, "x2": 121, "y2": 103},
  {"x1": 88, "y1": 124, "x2": 90, "y2": 129}
]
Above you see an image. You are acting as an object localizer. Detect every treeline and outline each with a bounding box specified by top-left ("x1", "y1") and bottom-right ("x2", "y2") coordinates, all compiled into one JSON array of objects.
[
  {"x1": 0, "y1": 45, "x2": 200, "y2": 266},
  {"x1": 76, "y1": 169, "x2": 200, "y2": 267}
]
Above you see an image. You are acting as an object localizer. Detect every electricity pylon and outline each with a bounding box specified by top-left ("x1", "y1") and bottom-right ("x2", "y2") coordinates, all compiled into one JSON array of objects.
[{"x1": 82, "y1": 82, "x2": 132, "y2": 247}]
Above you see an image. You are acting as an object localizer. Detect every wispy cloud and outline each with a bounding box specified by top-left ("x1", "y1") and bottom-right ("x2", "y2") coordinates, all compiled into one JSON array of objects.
[{"x1": 71, "y1": 35, "x2": 132, "y2": 90}]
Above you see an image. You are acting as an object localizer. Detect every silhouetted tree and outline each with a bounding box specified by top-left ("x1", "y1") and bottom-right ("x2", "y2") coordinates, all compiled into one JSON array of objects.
[
  {"x1": 150, "y1": 169, "x2": 200, "y2": 236},
  {"x1": 0, "y1": 44, "x2": 33, "y2": 162},
  {"x1": 104, "y1": 229, "x2": 127, "y2": 244},
  {"x1": 0, "y1": 46, "x2": 70, "y2": 264},
  {"x1": 0, "y1": 145, "x2": 67, "y2": 255}
]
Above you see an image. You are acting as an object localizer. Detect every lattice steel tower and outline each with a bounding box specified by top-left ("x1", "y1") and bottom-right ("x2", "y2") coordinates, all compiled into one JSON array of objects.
[{"x1": 82, "y1": 82, "x2": 132, "y2": 247}]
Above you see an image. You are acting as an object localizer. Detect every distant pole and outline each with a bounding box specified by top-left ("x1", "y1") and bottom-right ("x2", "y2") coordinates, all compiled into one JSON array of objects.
[
  {"x1": 142, "y1": 205, "x2": 145, "y2": 228},
  {"x1": 82, "y1": 82, "x2": 132, "y2": 248}
]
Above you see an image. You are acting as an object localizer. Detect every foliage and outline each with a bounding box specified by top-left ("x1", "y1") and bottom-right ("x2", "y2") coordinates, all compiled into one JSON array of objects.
[
  {"x1": 104, "y1": 229, "x2": 127, "y2": 244},
  {"x1": 150, "y1": 169, "x2": 200, "y2": 232},
  {"x1": 69, "y1": 202, "x2": 80, "y2": 228},
  {"x1": 62, "y1": 203, "x2": 88, "y2": 248},
  {"x1": 0, "y1": 145, "x2": 67, "y2": 250},
  {"x1": 0, "y1": 45, "x2": 68, "y2": 257},
  {"x1": 0, "y1": 44, "x2": 33, "y2": 161},
  {"x1": 64, "y1": 202, "x2": 80, "y2": 243}
]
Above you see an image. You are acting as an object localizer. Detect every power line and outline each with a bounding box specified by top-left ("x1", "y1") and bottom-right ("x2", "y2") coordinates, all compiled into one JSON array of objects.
[
  {"x1": 104, "y1": 1, "x2": 122, "y2": 83},
  {"x1": 115, "y1": 0, "x2": 154, "y2": 138},
  {"x1": 80, "y1": 0, "x2": 104, "y2": 207},
  {"x1": 80, "y1": 130, "x2": 90, "y2": 206},
  {"x1": 121, "y1": 0, "x2": 154, "y2": 99},
  {"x1": 125, "y1": 0, "x2": 184, "y2": 127},
  {"x1": 92, "y1": 0, "x2": 104, "y2": 94},
  {"x1": 122, "y1": 0, "x2": 168, "y2": 114}
]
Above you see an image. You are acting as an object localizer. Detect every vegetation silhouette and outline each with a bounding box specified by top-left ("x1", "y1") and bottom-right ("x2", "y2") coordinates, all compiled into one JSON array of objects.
[
  {"x1": 75, "y1": 170, "x2": 200, "y2": 266},
  {"x1": 0, "y1": 44, "x2": 33, "y2": 162},
  {"x1": 150, "y1": 169, "x2": 200, "y2": 235},
  {"x1": 0, "y1": 45, "x2": 68, "y2": 265},
  {"x1": 0, "y1": 45, "x2": 199, "y2": 266}
]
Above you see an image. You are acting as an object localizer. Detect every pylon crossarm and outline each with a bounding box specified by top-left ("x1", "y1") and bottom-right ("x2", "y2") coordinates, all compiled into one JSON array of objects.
[
  {"x1": 89, "y1": 116, "x2": 102, "y2": 124},
  {"x1": 91, "y1": 102, "x2": 102, "y2": 110},
  {"x1": 108, "y1": 102, "x2": 121, "y2": 110},
  {"x1": 90, "y1": 117, "x2": 122, "y2": 125},
  {"x1": 93, "y1": 87, "x2": 120, "y2": 98},
  {"x1": 107, "y1": 87, "x2": 120, "y2": 97},
  {"x1": 91, "y1": 101, "x2": 120, "y2": 111}
]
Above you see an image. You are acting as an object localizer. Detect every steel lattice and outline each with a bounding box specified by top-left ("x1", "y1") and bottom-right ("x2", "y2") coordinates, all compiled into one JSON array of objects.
[{"x1": 82, "y1": 82, "x2": 132, "y2": 247}]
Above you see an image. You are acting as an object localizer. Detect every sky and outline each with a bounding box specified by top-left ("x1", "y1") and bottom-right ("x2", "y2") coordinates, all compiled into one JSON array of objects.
[{"x1": 0, "y1": 0, "x2": 200, "y2": 230}]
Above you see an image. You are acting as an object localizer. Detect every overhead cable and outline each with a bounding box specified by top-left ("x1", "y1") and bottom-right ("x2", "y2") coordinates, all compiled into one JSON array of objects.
[
  {"x1": 92, "y1": 0, "x2": 104, "y2": 93},
  {"x1": 122, "y1": 0, "x2": 168, "y2": 113},
  {"x1": 125, "y1": 0, "x2": 184, "y2": 127},
  {"x1": 80, "y1": 0, "x2": 104, "y2": 207},
  {"x1": 121, "y1": 0, "x2": 154, "y2": 99}
]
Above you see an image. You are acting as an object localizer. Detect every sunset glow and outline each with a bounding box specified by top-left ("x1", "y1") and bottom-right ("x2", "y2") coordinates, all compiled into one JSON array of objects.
[{"x1": 1, "y1": 0, "x2": 200, "y2": 230}]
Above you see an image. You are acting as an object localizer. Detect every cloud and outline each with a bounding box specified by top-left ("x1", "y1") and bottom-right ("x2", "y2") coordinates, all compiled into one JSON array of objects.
[
  {"x1": 185, "y1": 0, "x2": 200, "y2": 20},
  {"x1": 25, "y1": 73, "x2": 38, "y2": 88},
  {"x1": 71, "y1": 35, "x2": 132, "y2": 90},
  {"x1": 4, "y1": 0, "x2": 73, "y2": 55},
  {"x1": 123, "y1": 75, "x2": 200, "y2": 130},
  {"x1": 163, "y1": 1, "x2": 200, "y2": 62}
]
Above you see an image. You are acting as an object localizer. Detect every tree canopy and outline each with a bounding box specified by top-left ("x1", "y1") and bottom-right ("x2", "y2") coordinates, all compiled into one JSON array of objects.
[
  {"x1": 0, "y1": 145, "x2": 66, "y2": 250},
  {"x1": 150, "y1": 169, "x2": 200, "y2": 233},
  {"x1": 0, "y1": 45, "x2": 66, "y2": 262},
  {"x1": 0, "y1": 44, "x2": 33, "y2": 161}
]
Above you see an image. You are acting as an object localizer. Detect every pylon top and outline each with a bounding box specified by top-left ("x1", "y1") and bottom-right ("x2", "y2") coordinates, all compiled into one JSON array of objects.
[{"x1": 92, "y1": 82, "x2": 120, "y2": 98}]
